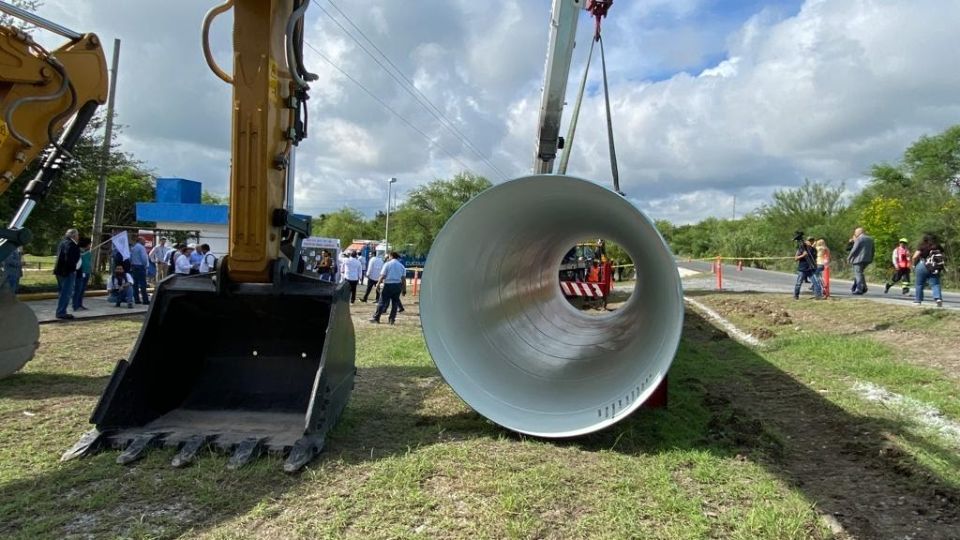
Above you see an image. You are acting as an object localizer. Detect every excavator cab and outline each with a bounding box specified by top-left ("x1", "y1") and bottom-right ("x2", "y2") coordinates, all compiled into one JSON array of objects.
[{"x1": 59, "y1": 0, "x2": 358, "y2": 471}]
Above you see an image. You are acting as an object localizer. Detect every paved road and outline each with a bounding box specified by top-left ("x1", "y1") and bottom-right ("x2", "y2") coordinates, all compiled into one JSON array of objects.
[
  {"x1": 26, "y1": 295, "x2": 149, "y2": 323},
  {"x1": 678, "y1": 260, "x2": 960, "y2": 311}
]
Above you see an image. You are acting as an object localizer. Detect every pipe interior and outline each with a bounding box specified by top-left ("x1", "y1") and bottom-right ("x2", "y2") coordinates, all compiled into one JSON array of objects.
[{"x1": 421, "y1": 175, "x2": 683, "y2": 437}]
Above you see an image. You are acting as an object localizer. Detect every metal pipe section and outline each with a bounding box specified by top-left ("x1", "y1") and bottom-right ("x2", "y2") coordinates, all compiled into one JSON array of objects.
[
  {"x1": 0, "y1": 1, "x2": 82, "y2": 40},
  {"x1": 420, "y1": 175, "x2": 684, "y2": 437}
]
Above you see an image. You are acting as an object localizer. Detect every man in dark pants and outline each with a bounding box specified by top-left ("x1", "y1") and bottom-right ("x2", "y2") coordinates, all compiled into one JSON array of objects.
[
  {"x1": 793, "y1": 237, "x2": 821, "y2": 300},
  {"x1": 129, "y1": 236, "x2": 150, "y2": 305},
  {"x1": 362, "y1": 252, "x2": 383, "y2": 303},
  {"x1": 847, "y1": 227, "x2": 875, "y2": 295},
  {"x1": 53, "y1": 228, "x2": 81, "y2": 319},
  {"x1": 369, "y1": 252, "x2": 405, "y2": 325}
]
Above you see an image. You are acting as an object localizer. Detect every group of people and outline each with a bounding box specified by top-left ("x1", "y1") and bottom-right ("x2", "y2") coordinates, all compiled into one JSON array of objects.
[
  {"x1": 314, "y1": 248, "x2": 408, "y2": 325},
  {"x1": 108, "y1": 237, "x2": 217, "y2": 308},
  {"x1": 146, "y1": 237, "x2": 218, "y2": 279},
  {"x1": 51, "y1": 229, "x2": 93, "y2": 319},
  {"x1": 47, "y1": 230, "x2": 220, "y2": 317},
  {"x1": 794, "y1": 227, "x2": 947, "y2": 307}
]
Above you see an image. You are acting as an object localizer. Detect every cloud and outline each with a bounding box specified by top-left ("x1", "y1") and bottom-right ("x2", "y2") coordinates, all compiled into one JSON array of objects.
[{"x1": 22, "y1": 0, "x2": 960, "y2": 226}]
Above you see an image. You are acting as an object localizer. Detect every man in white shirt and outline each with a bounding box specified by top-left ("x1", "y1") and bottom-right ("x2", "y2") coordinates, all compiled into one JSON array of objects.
[
  {"x1": 175, "y1": 245, "x2": 194, "y2": 275},
  {"x1": 198, "y1": 244, "x2": 217, "y2": 273},
  {"x1": 149, "y1": 237, "x2": 171, "y2": 282},
  {"x1": 362, "y1": 253, "x2": 384, "y2": 302},
  {"x1": 342, "y1": 251, "x2": 363, "y2": 303},
  {"x1": 108, "y1": 265, "x2": 134, "y2": 308},
  {"x1": 370, "y1": 251, "x2": 406, "y2": 324}
]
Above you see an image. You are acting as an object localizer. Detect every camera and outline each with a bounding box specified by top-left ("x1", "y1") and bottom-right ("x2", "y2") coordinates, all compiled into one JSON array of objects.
[{"x1": 792, "y1": 231, "x2": 805, "y2": 243}]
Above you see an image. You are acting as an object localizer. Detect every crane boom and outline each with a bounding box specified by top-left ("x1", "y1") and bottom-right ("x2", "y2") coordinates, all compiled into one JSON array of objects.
[{"x1": 532, "y1": 0, "x2": 584, "y2": 174}]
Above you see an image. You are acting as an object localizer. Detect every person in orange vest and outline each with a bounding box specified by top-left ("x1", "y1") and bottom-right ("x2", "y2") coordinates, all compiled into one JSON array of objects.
[
  {"x1": 587, "y1": 260, "x2": 601, "y2": 283},
  {"x1": 884, "y1": 238, "x2": 912, "y2": 295}
]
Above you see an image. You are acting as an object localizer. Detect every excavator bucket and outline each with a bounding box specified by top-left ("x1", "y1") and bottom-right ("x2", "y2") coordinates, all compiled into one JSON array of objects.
[
  {"x1": 0, "y1": 282, "x2": 38, "y2": 378},
  {"x1": 63, "y1": 272, "x2": 355, "y2": 472}
]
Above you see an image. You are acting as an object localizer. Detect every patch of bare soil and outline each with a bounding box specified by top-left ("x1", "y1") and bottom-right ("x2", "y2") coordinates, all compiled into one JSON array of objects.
[
  {"x1": 349, "y1": 292, "x2": 421, "y2": 328},
  {"x1": 687, "y1": 316, "x2": 960, "y2": 539},
  {"x1": 701, "y1": 295, "x2": 960, "y2": 380},
  {"x1": 703, "y1": 297, "x2": 793, "y2": 340},
  {"x1": 786, "y1": 307, "x2": 960, "y2": 382}
]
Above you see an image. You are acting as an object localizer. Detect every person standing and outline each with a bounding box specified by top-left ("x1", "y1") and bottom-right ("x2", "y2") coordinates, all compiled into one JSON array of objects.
[
  {"x1": 188, "y1": 243, "x2": 203, "y2": 273},
  {"x1": 793, "y1": 237, "x2": 820, "y2": 300},
  {"x1": 885, "y1": 238, "x2": 912, "y2": 295},
  {"x1": 166, "y1": 244, "x2": 180, "y2": 276},
  {"x1": 362, "y1": 252, "x2": 384, "y2": 302},
  {"x1": 814, "y1": 238, "x2": 830, "y2": 297},
  {"x1": 150, "y1": 237, "x2": 171, "y2": 282},
  {"x1": 847, "y1": 227, "x2": 874, "y2": 295},
  {"x1": 72, "y1": 238, "x2": 93, "y2": 311},
  {"x1": 342, "y1": 251, "x2": 363, "y2": 303},
  {"x1": 370, "y1": 251, "x2": 405, "y2": 324},
  {"x1": 912, "y1": 233, "x2": 945, "y2": 308},
  {"x1": 198, "y1": 244, "x2": 217, "y2": 273},
  {"x1": 317, "y1": 250, "x2": 334, "y2": 282},
  {"x1": 175, "y1": 245, "x2": 194, "y2": 275},
  {"x1": 53, "y1": 229, "x2": 81, "y2": 319},
  {"x1": 129, "y1": 236, "x2": 151, "y2": 305},
  {"x1": 3, "y1": 246, "x2": 22, "y2": 293}
]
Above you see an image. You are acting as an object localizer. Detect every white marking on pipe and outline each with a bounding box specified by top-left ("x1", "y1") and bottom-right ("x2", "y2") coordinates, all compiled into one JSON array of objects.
[
  {"x1": 853, "y1": 381, "x2": 960, "y2": 445},
  {"x1": 683, "y1": 297, "x2": 762, "y2": 347}
]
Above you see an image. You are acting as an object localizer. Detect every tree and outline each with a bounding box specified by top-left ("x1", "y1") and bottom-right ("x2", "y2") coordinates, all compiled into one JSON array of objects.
[
  {"x1": 390, "y1": 172, "x2": 492, "y2": 254},
  {"x1": 0, "y1": 113, "x2": 153, "y2": 252},
  {"x1": 311, "y1": 207, "x2": 377, "y2": 249},
  {"x1": 202, "y1": 191, "x2": 228, "y2": 205},
  {"x1": 0, "y1": 1, "x2": 43, "y2": 32}
]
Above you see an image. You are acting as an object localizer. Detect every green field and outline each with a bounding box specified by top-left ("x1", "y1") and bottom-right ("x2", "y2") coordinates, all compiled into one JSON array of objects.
[{"x1": 1, "y1": 296, "x2": 958, "y2": 539}]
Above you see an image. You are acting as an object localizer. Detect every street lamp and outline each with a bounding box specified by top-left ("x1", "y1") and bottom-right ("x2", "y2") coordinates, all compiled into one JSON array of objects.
[{"x1": 384, "y1": 177, "x2": 397, "y2": 253}]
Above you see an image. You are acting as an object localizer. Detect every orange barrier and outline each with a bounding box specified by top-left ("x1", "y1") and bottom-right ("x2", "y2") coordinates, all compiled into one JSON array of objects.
[
  {"x1": 412, "y1": 269, "x2": 420, "y2": 296},
  {"x1": 715, "y1": 256, "x2": 723, "y2": 290},
  {"x1": 824, "y1": 266, "x2": 831, "y2": 298},
  {"x1": 737, "y1": 260, "x2": 743, "y2": 271}
]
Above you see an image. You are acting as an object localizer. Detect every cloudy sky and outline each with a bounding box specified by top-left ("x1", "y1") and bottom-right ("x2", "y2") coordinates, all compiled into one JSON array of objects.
[{"x1": 32, "y1": 0, "x2": 960, "y2": 224}]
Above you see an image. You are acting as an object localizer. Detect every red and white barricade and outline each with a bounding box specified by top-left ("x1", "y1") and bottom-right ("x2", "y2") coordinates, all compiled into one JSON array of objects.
[{"x1": 560, "y1": 281, "x2": 606, "y2": 297}]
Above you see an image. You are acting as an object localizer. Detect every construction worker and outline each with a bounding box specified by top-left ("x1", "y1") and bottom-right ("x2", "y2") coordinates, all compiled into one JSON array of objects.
[{"x1": 884, "y1": 238, "x2": 912, "y2": 295}]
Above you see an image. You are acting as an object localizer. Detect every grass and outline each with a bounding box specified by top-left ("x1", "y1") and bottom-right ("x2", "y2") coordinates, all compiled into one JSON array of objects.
[
  {"x1": 690, "y1": 292, "x2": 960, "y2": 488},
  {"x1": 1, "y1": 297, "x2": 959, "y2": 538}
]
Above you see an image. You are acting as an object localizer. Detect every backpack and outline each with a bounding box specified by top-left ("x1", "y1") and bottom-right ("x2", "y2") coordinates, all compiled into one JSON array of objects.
[
  {"x1": 924, "y1": 249, "x2": 946, "y2": 275},
  {"x1": 204, "y1": 253, "x2": 218, "y2": 271}
]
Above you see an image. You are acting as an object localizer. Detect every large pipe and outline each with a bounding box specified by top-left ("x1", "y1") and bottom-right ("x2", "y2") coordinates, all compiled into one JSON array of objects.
[{"x1": 420, "y1": 175, "x2": 683, "y2": 437}]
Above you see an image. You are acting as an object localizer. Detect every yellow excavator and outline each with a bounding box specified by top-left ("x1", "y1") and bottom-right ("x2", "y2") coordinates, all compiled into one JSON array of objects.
[
  {"x1": 0, "y1": 1, "x2": 356, "y2": 471},
  {"x1": 0, "y1": 2, "x2": 108, "y2": 378}
]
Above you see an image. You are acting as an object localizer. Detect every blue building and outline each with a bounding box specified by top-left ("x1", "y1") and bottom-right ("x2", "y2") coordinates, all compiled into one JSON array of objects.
[{"x1": 136, "y1": 178, "x2": 229, "y2": 254}]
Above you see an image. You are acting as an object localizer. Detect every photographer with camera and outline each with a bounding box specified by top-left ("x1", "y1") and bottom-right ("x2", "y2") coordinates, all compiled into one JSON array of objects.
[{"x1": 793, "y1": 232, "x2": 822, "y2": 300}]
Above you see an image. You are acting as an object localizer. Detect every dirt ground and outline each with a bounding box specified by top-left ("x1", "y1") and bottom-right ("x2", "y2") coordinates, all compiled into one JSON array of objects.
[{"x1": 697, "y1": 294, "x2": 960, "y2": 380}]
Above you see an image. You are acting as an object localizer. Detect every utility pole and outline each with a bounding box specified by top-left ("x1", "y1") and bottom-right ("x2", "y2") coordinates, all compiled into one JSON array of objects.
[
  {"x1": 90, "y1": 38, "x2": 120, "y2": 277},
  {"x1": 384, "y1": 177, "x2": 396, "y2": 252},
  {"x1": 732, "y1": 195, "x2": 736, "y2": 220}
]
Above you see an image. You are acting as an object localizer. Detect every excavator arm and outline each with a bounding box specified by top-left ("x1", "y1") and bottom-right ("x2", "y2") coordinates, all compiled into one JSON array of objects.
[
  {"x1": 0, "y1": 2, "x2": 108, "y2": 379},
  {"x1": 65, "y1": 0, "x2": 356, "y2": 472},
  {"x1": 0, "y1": 2, "x2": 108, "y2": 259}
]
